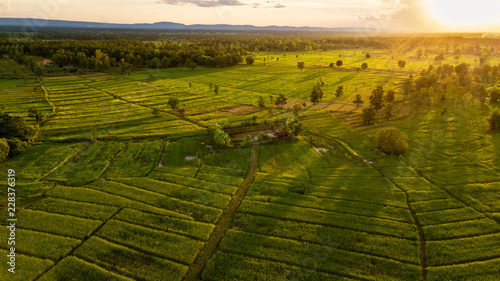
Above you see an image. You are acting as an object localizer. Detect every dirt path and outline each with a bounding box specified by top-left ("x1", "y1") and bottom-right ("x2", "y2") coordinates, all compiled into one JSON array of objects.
[{"x1": 182, "y1": 145, "x2": 259, "y2": 281}]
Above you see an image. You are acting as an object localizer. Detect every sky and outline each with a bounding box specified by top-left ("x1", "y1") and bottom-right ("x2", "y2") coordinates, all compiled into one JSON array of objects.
[{"x1": 1, "y1": 0, "x2": 499, "y2": 32}]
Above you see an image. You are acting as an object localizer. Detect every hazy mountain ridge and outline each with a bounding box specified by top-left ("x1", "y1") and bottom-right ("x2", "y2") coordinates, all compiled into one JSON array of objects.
[{"x1": 0, "y1": 18, "x2": 364, "y2": 32}]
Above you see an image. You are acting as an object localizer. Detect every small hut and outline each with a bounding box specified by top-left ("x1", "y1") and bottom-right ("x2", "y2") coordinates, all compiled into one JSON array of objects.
[{"x1": 273, "y1": 131, "x2": 289, "y2": 141}]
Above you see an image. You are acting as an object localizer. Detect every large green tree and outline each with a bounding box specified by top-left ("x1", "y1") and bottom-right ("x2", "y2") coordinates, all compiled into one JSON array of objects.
[
  {"x1": 211, "y1": 124, "x2": 231, "y2": 147},
  {"x1": 369, "y1": 86, "x2": 385, "y2": 112},
  {"x1": 167, "y1": 97, "x2": 180, "y2": 110},
  {"x1": 246, "y1": 56, "x2": 255, "y2": 65},
  {"x1": 286, "y1": 118, "x2": 303, "y2": 136},
  {"x1": 335, "y1": 85, "x2": 344, "y2": 98},
  {"x1": 310, "y1": 83, "x2": 323, "y2": 104},
  {"x1": 376, "y1": 127, "x2": 408, "y2": 156},
  {"x1": 362, "y1": 107, "x2": 376, "y2": 125},
  {"x1": 275, "y1": 94, "x2": 288, "y2": 108},
  {"x1": 353, "y1": 94, "x2": 364, "y2": 106},
  {"x1": 297, "y1": 62, "x2": 305, "y2": 71}
]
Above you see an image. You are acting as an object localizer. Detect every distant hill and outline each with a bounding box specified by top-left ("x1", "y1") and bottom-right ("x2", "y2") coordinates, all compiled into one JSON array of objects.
[{"x1": 0, "y1": 18, "x2": 365, "y2": 32}]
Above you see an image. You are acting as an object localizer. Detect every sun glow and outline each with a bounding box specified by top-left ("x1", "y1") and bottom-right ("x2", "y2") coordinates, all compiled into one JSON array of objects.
[{"x1": 425, "y1": 0, "x2": 500, "y2": 30}]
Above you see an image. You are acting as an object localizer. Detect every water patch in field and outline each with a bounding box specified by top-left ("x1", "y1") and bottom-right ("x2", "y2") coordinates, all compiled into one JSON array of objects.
[
  {"x1": 313, "y1": 147, "x2": 329, "y2": 154},
  {"x1": 158, "y1": 153, "x2": 164, "y2": 167},
  {"x1": 185, "y1": 151, "x2": 198, "y2": 161}
]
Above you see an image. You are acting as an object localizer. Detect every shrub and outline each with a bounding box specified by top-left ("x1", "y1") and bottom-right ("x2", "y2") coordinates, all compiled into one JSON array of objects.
[
  {"x1": 489, "y1": 108, "x2": 500, "y2": 131},
  {"x1": 376, "y1": 127, "x2": 408, "y2": 156},
  {"x1": 488, "y1": 87, "x2": 500, "y2": 103},
  {"x1": 7, "y1": 138, "x2": 30, "y2": 157},
  {"x1": 0, "y1": 138, "x2": 9, "y2": 161}
]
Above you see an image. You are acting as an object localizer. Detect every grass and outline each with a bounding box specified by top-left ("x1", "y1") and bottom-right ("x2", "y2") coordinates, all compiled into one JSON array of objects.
[
  {"x1": 233, "y1": 213, "x2": 420, "y2": 264},
  {"x1": 45, "y1": 141, "x2": 126, "y2": 186},
  {"x1": 73, "y1": 236, "x2": 188, "y2": 281},
  {"x1": 18, "y1": 209, "x2": 102, "y2": 239},
  {"x1": 105, "y1": 139, "x2": 163, "y2": 178},
  {"x1": 237, "y1": 200, "x2": 418, "y2": 239},
  {"x1": 426, "y1": 233, "x2": 500, "y2": 266},
  {"x1": 202, "y1": 251, "x2": 355, "y2": 281},
  {"x1": 423, "y1": 218, "x2": 500, "y2": 240},
  {"x1": 443, "y1": 183, "x2": 500, "y2": 212},
  {"x1": 46, "y1": 185, "x2": 193, "y2": 220},
  {"x1": 28, "y1": 197, "x2": 120, "y2": 220},
  {"x1": 259, "y1": 142, "x2": 328, "y2": 180},
  {"x1": 0, "y1": 249, "x2": 53, "y2": 281},
  {"x1": 111, "y1": 177, "x2": 232, "y2": 209},
  {"x1": 114, "y1": 208, "x2": 214, "y2": 241},
  {"x1": 0, "y1": 228, "x2": 79, "y2": 260},
  {"x1": 3, "y1": 47, "x2": 500, "y2": 280},
  {"x1": 219, "y1": 230, "x2": 421, "y2": 280},
  {"x1": 245, "y1": 180, "x2": 413, "y2": 222},
  {"x1": 88, "y1": 179, "x2": 223, "y2": 223},
  {"x1": 97, "y1": 219, "x2": 204, "y2": 264},
  {"x1": 38, "y1": 256, "x2": 134, "y2": 281}
]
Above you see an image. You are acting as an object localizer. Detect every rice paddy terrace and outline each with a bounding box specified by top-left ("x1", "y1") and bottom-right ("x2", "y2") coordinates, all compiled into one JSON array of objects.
[{"x1": 1, "y1": 49, "x2": 499, "y2": 281}]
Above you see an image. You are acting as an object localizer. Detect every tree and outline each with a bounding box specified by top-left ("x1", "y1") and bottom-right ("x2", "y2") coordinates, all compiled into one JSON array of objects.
[
  {"x1": 383, "y1": 104, "x2": 394, "y2": 120},
  {"x1": 402, "y1": 78, "x2": 414, "y2": 100},
  {"x1": 369, "y1": 86, "x2": 385, "y2": 112},
  {"x1": 488, "y1": 86, "x2": 500, "y2": 103},
  {"x1": 246, "y1": 56, "x2": 255, "y2": 65},
  {"x1": 152, "y1": 107, "x2": 160, "y2": 117},
  {"x1": 361, "y1": 63, "x2": 368, "y2": 69},
  {"x1": 6, "y1": 138, "x2": 30, "y2": 157},
  {"x1": 0, "y1": 112, "x2": 39, "y2": 142},
  {"x1": 362, "y1": 107, "x2": 376, "y2": 125},
  {"x1": 310, "y1": 83, "x2": 323, "y2": 104},
  {"x1": 376, "y1": 127, "x2": 408, "y2": 156},
  {"x1": 33, "y1": 62, "x2": 43, "y2": 76},
  {"x1": 417, "y1": 49, "x2": 423, "y2": 58},
  {"x1": 398, "y1": 61, "x2": 406, "y2": 68},
  {"x1": 336, "y1": 60, "x2": 343, "y2": 68},
  {"x1": 28, "y1": 107, "x2": 45, "y2": 125},
  {"x1": 329, "y1": 63, "x2": 334, "y2": 68},
  {"x1": 0, "y1": 138, "x2": 8, "y2": 162},
  {"x1": 335, "y1": 85, "x2": 344, "y2": 98},
  {"x1": 257, "y1": 96, "x2": 265, "y2": 109},
  {"x1": 167, "y1": 98, "x2": 179, "y2": 110},
  {"x1": 286, "y1": 118, "x2": 303, "y2": 136},
  {"x1": 292, "y1": 104, "x2": 302, "y2": 117},
  {"x1": 211, "y1": 124, "x2": 231, "y2": 147},
  {"x1": 297, "y1": 62, "x2": 305, "y2": 71},
  {"x1": 353, "y1": 94, "x2": 364, "y2": 106},
  {"x1": 365, "y1": 53, "x2": 371, "y2": 59},
  {"x1": 275, "y1": 94, "x2": 288, "y2": 108},
  {"x1": 214, "y1": 85, "x2": 219, "y2": 94},
  {"x1": 489, "y1": 108, "x2": 500, "y2": 131},
  {"x1": 385, "y1": 89, "x2": 395, "y2": 103}
]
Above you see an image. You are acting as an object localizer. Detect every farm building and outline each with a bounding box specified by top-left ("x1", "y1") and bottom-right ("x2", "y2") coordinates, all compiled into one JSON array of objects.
[{"x1": 273, "y1": 131, "x2": 289, "y2": 141}]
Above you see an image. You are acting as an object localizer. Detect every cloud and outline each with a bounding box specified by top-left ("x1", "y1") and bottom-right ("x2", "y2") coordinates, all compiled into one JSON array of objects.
[
  {"x1": 359, "y1": 0, "x2": 438, "y2": 31},
  {"x1": 158, "y1": 0, "x2": 245, "y2": 7},
  {"x1": 386, "y1": 0, "x2": 437, "y2": 31},
  {"x1": 273, "y1": 3, "x2": 285, "y2": 8}
]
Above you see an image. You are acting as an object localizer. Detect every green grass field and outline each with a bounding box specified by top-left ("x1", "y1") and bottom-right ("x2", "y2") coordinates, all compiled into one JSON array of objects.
[{"x1": 1, "y1": 47, "x2": 499, "y2": 281}]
